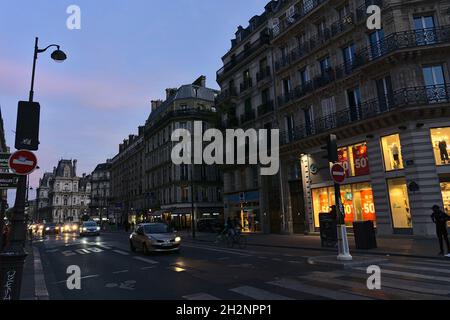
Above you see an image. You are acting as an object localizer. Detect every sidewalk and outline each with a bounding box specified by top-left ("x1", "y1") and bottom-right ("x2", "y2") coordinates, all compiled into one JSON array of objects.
[
  {"x1": 20, "y1": 243, "x2": 35, "y2": 300},
  {"x1": 180, "y1": 231, "x2": 449, "y2": 260}
]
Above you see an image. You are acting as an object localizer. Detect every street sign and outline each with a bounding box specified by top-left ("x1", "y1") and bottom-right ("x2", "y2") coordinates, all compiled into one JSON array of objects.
[
  {"x1": 0, "y1": 173, "x2": 19, "y2": 189},
  {"x1": 8, "y1": 150, "x2": 38, "y2": 175},
  {"x1": 0, "y1": 153, "x2": 11, "y2": 170},
  {"x1": 331, "y1": 163, "x2": 346, "y2": 184}
]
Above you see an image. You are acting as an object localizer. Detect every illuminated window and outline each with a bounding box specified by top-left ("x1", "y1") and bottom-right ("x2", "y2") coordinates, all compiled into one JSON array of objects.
[
  {"x1": 430, "y1": 128, "x2": 450, "y2": 166},
  {"x1": 381, "y1": 134, "x2": 404, "y2": 171},
  {"x1": 338, "y1": 142, "x2": 370, "y2": 177},
  {"x1": 387, "y1": 178, "x2": 412, "y2": 229}
]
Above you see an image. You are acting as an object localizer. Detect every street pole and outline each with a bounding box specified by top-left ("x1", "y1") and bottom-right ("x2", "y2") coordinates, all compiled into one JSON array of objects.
[{"x1": 190, "y1": 163, "x2": 196, "y2": 239}]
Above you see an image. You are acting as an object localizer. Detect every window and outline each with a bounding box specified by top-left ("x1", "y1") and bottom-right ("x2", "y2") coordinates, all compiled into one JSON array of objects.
[
  {"x1": 338, "y1": 2, "x2": 350, "y2": 21},
  {"x1": 387, "y1": 178, "x2": 412, "y2": 229},
  {"x1": 312, "y1": 182, "x2": 375, "y2": 228},
  {"x1": 347, "y1": 86, "x2": 361, "y2": 121},
  {"x1": 286, "y1": 5, "x2": 296, "y2": 23},
  {"x1": 369, "y1": 29, "x2": 385, "y2": 59},
  {"x1": 299, "y1": 68, "x2": 310, "y2": 88},
  {"x1": 414, "y1": 15, "x2": 436, "y2": 45},
  {"x1": 342, "y1": 43, "x2": 356, "y2": 72},
  {"x1": 181, "y1": 187, "x2": 189, "y2": 202},
  {"x1": 282, "y1": 77, "x2": 291, "y2": 95},
  {"x1": 319, "y1": 56, "x2": 331, "y2": 75},
  {"x1": 338, "y1": 142, "x2": 370, "y2": 177},
  {"x1": 261, "y1": 88, "x2": 270, "y2": 104},
  {"x1": 376, "y1": 75, "x2": 394, "y2": 112},
  {"x1": 285, "y1": 114, "x2": 295, "y2": 142},
  {"x1": 304, "y1": 106, "x2": 314, "y2": 135},
  {"x1": 430, "y1": 128, "x2": 450, "y2": 166},
  {"x1": 381, "y1": 134, "x2": 404, "y2": 171},
  {"x1": 316, "y1": 20, "x2": 328, "y2": 39},
  {"x1": 422, "y1": 65, "x2": 447, "y2": 103}
]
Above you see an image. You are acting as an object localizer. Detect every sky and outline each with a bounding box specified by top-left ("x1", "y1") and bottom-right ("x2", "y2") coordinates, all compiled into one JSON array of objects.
[{"x1": 0, "y1": 0, "x2": 267, "y2": 204}]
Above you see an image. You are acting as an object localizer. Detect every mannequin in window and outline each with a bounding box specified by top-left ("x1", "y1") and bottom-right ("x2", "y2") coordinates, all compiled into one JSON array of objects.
[
  {"x1": 438, "y1": 140, "x2": 449, "y2": 164},
  {"x1": 391, "y1": 143, "x2": 400, "y2": 169}
]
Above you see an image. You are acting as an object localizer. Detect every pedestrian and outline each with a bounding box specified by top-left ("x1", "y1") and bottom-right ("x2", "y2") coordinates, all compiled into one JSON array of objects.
[{"x1": 431, "y1": 205, "x2": 450, "y2": 255}]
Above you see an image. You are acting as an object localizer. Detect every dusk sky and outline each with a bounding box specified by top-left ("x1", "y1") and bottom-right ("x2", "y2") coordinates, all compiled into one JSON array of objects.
[{"x1": 0, "y1": 0, "x2": 267, "y2": 203}]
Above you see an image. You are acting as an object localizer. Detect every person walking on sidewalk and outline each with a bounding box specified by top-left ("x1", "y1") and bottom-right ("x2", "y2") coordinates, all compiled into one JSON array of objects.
[{"x1": 431, "y1": 205, "x2": 450, "y2": 255}]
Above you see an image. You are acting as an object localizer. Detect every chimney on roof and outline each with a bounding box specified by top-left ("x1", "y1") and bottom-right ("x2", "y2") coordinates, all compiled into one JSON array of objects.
[
  {"x1": 165, "y1": 88, "x2": 177, "y2": 100},
  {"x1": 193, "y1": 75, "x2": 206, "y2": 88},
  {"x1": 151, "y1": 100, "x2": 162, "y2": 113},
  {"x1": 73, "y1": 159, "x2": 77, "y2": 176},
  {"x1": 138, "y1": 126, "x2": 144, "y2": 136}
]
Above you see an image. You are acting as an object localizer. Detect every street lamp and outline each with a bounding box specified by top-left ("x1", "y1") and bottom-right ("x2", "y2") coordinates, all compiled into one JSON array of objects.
[{"x1": 0, "y1": 37, "x2": 66, "y2": 300}]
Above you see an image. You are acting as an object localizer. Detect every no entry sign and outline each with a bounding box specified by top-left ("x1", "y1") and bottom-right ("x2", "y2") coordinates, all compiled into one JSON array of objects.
[
  {"x1": 331, "y1": 163, "x2": 346, "y2": 184},
  {"x1": 8, "y1": 150, "x2": 38, "y2": 175}
]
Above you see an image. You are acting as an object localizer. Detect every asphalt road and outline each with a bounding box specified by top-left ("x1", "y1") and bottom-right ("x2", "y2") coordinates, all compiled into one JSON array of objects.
[{"x1": 32, "y1": 232, "x2": 450, "y2": 300}]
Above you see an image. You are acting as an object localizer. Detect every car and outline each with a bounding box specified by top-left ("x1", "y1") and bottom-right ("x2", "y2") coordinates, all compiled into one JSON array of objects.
[
  {"x1": 79, "y1": 221, "x2": 101, "y2": 237},
  {"x1": 129, "y1": 223, "x2": 181, "y2": 254},
  {"x1": 43, "y1": 222, "x2": 59, "y2": 235},
  {"x1": 61, "y1": 223, "x2": 78, "y2": 234},
  {"x1": 197, "y1": 218, "x2": 224, "y2": 233}
]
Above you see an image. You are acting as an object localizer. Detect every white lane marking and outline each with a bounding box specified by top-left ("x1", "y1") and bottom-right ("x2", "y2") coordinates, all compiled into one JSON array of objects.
[
  {"x1": 75, "y1": 249, "x2": 91, "y2": 255},
  {"x1": 133, "y1": 256, "x2": 159, "y2": 264},
  {"x1": 183, "y1": 243, "x2": 251, "y2": 257},
  {"x1": 230, "y1": 286, "x2": 293, "y2": 300},
  {"x1": 354, "y1": 267, "x2": 450, "y2": 283},
  {"x1": 112, "y1": 270, "x2": 129, "y2": 274},
  {"x1": 34, "y1": 247, "x2": 49, "y2": 300},
  {"x1": 141, "y1": 266, "x2": 157, "y2": 270},
  {"x1": 183, "y1": 293, "x2": 221, "y2": 300},
  {"x1": 408, "y1": 260, "x2": 450, "y2": 268},
  {"x1": 299, "y1": 274, "x2": 449, "y2": 299},
  {"x1": 113, "y1": 250, "x2": 130, "y2": 256},
  {"x1": 54, "y1": 274, "x2": 100, "y2": 284},
  {"x1": 268, "y1": 278, "x2": 372, "y2": 300},
  {"x1": 382, "y1": 263, "x2": 450, "y2": 274},
  {"x1": 93, "y1": 243, "x2": 112, "y2": 250}
]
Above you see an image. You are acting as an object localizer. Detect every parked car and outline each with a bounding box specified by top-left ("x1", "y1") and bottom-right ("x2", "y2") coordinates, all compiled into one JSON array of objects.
[
  {"x1": 197, "y1": 218, "x2": 224, "y2": 233},
  {"x1": 129, "y1": 223, "x2": 181, "y2": 254},
  {"x1": 79, "y1": 221, "x2": 101, "y2": 237},
  {"x1": 43, "y1": 222, "x2": 59, "y2": 235}
]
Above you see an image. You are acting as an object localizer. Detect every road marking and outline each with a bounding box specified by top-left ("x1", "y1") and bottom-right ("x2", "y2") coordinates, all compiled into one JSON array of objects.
[
  {"x1": 382, "y1": 263, "x2": 450, "y2": 274},
  {"x1": 141, "y1": 266, "x2": 157, "y2": 270},
  {"x1": 61, "y1": 250, "x2": 76, "y2": 257},
  {"x1": 112, "y1": 270, "x2": 129, "y2": 274},
  {"x1": 34, "y1": 247, "x2": 49, "y2": 300},
  {"x1": 408, "y1": 260, "x2": 450, "y2": 268},
  {"x1": 183, "y1": 243, "x2": 251, "y2": 257},
  {"x1": 268, "y1": 278, "x2": 372, "y2": 300},
  {"x1": 91, "y1": 243, "x2": 112, "y2": 250},
  {"x1": 113, "y1": 250, "x2": 130, "y2": 256},
  {"x1": 75, "y1": 249, "x2": 92, "y2": 255},
  {"x1": 133, "y1": 256, "x2": 159, "y2": 264},
  {"x1": 354, "y1": 267, "x2": 450, "y2": 283},
  {"x1": 183, "y1": 293, "x2": 221, "y2": 300},
  {"x1": 54, "y1": 274, "x2": 100, "y2": 284},
  {"x1": 230, "y1": 286, "x2": 293, "y2": 300}
]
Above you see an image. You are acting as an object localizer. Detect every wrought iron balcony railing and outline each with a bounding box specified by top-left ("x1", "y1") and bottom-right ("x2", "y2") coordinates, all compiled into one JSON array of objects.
[
  {"x1": 216, "y1": 87, "x2": 238, "y2": 104},
  {"x1": 280, "y1": 84, "x2": 450, "y2": 145},
  {"x1": 240, "y1": 78, "x2": 253, "y2": 93},
  {"x1": 256, "y1": 66, "x2": 271, "y2": 82}
]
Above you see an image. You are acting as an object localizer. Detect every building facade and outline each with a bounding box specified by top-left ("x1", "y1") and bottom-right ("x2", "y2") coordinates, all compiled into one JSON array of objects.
[
  {"x1": 37, "y1": 160, "x2": 91, "y2": 223},
  {"x1": 90, "y1": 161, "x2": 112, "y2": 221},
  {"x1": 143, "y1": 76, "x2": 223, "y2": 230},
  {"x1": 217, "y1": 0, "x2": 450, "y2": 237}
]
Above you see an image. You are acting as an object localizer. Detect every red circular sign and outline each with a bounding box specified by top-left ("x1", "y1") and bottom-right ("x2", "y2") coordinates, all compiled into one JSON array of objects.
[
  {"x1": 8, "y1": 150, "x2": 38, "y2": 175},
  {"x1": 331, "y1": 163, "x2": 346, "y2": 184}
]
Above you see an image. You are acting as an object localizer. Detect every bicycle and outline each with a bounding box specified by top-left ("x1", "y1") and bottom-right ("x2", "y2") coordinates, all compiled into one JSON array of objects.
[{"x1": 215, "y1": 229, "x2": 247, "y2": 249}]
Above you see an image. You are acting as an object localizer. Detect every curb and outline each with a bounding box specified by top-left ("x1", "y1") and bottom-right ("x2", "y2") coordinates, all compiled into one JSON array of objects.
[{"x1": 183, "y1": 237, "x2": 450, "y2": 261}]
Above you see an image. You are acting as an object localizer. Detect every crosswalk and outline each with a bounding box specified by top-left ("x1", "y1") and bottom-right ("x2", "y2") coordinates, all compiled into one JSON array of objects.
[{"x1": 182, "y1": 258, "x2": 450, "y2": 300}]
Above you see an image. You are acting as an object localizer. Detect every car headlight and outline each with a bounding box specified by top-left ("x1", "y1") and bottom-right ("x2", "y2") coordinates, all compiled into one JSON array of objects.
[
  {"x1": 175, "y1": 236, "x2": 181, "y2": 243},
  {"x1": 82, "y1": 228, "x2": 87, "y2": 232},
  {"x1": 45, "y1": 227, "x2": 50, "y2": 231},
  {"x1": 96, "y1": 227, "x2": 100, "y2": 231}
]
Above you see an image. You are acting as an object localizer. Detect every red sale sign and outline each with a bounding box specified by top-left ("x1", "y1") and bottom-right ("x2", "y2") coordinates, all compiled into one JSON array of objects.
[
  {"x1": 361, "y1": 189, "x2": 376, "y2": 221},
  {"x1": 352, "y1": 144, "x2": 370, "y2": 176},
  {"x1": 338, "y1": 148, "x2": 351, "y2": 177}
]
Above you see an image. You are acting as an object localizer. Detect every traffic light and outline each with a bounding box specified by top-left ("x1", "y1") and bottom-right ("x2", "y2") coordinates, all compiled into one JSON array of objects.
[
  {"x1": 322, "y1": 134, "x2": 338, "y2": 163},
  {"x1": 15, "y1": 101, "x2": 40, "y2": 151}
]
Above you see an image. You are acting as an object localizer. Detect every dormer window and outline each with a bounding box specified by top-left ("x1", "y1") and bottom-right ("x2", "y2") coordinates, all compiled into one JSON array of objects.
[
  {"x1": 286, "y1": 5, "x2": 296, "y2": 23},
  {"x1": 271, "y1": 18, "x2": 280, "y2": 36}
]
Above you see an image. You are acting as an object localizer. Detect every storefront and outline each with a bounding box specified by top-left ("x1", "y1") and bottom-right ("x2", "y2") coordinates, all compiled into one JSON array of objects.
[
  {"x1": 431, "y1": 127, "x2": 450, "y2": 166},
  {"x1": 312, "y1": 182, "x2": 376, "y2": 228},
  {"x1": 224, "y1": 191, "x2": 261, "y2": 232},
  {"x1": 386, "y1": 178, "x2": 412, "y2": 232}
]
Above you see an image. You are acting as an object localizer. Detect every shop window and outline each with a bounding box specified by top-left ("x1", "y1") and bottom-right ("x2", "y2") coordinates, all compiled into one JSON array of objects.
[
  {"x1": 387, "y1": 178, "x2": 412, "y2": 229},
  {"x1": 338, "y1": 142, "x2": 370, "y2": 177},
  {"x1": 430, "y1": 128, "x2": 450, "y2": 165},
  {"x1": 381, "y1": 134, "x2": 404, "y2": 171},
  {"x1": 312, "y1": 182, "x2": 376, "y2": 228}
]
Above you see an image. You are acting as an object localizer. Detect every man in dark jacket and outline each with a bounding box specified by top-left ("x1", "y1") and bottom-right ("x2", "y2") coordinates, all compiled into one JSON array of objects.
[{"x1": 431, "y1": 205, "x2": 450, "y2": 255}]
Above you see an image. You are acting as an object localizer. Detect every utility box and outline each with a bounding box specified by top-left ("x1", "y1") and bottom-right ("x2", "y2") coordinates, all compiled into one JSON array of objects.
[
  {"x1": 319, "y1": 212, "x2": 338, "y2": 248},
  {"x1": 353, "y1": 220, "x2": 377, "y2": 250}
]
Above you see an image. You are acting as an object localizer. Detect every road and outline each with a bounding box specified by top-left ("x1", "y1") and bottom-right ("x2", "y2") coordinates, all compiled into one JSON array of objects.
[{"x1": 31, "y1": 231, "x2": 450, "y2": 300}]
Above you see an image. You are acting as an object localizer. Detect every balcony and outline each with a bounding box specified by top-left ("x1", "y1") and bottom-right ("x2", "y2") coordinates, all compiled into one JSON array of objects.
[
  {"x1": 216, "y1": 87, "x2": 238, "y2": 105},
  {"x1": 256, "y1": 66, "x2": 271, "y2": 83},
  {"x1": 240, "y1": 78, "x2": 253, "y2": 93},
  {"x1": 240, "y1": 110, "x2": 256, "y2": 124},
  {"x1": 217, "y1": 34, "x2": 270, "y2": 82},
  {"x1": 280, "y1": 84, "x2": 450, "y2": 145},
  {"x1": 257, "y1": 100, "x2": 274, "y2": 116}
]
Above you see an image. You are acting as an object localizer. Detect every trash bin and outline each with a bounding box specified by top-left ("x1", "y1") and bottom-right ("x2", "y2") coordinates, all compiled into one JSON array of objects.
[
  {"x1": 353, "y1": 220, "x2": 377, "y2": 249},
  {"x1": 319, "y1": 212, "x2": 338, "y2": 248}
]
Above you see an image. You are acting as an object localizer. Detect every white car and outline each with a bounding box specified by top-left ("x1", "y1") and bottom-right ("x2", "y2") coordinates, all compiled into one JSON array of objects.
[
  {"x1": 129, "y1": 223, "x2": 181, "y2": 254},
  {"x1": 79, "y1": 221, "x2": 101, "y2": 237}
]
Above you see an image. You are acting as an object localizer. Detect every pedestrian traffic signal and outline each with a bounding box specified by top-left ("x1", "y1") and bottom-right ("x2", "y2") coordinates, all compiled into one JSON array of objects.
[
  {"x1": 322, "y1": 134, "x2": 338, "y2": 163},
  {"x1": 15, "y1": 101, "x2": 40, "y2": 151}
]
